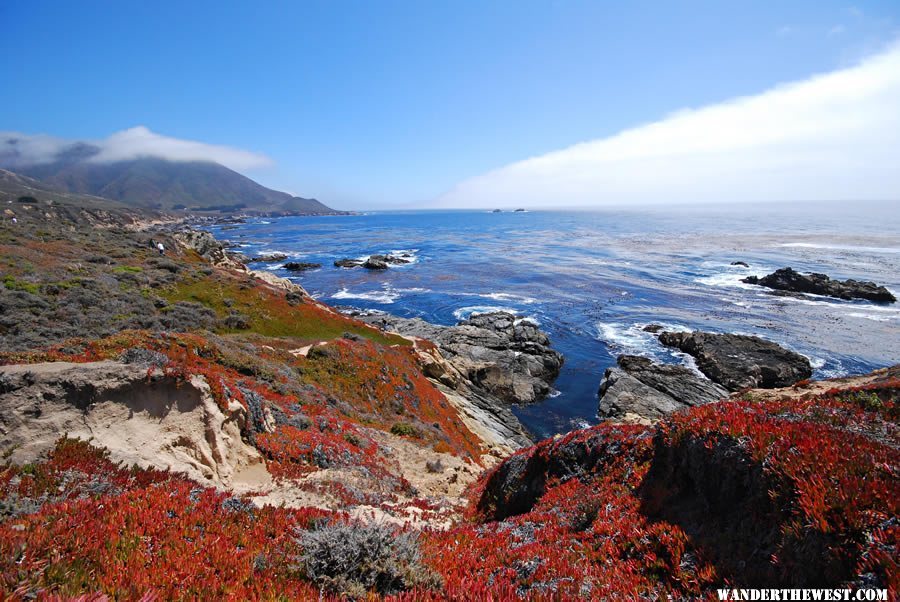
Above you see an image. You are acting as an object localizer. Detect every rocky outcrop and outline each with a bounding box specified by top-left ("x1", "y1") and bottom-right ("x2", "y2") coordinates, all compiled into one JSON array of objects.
[
  {"x1": 658, "y1": 331, "x2": 812, "y2": 391},
  {"x1": 742, "y1": 267, "x2": 896, "y2": 303},
  {"x1": 334, "y1": 258, "x2": 363, "y2": 268},
  {"x1": 598, "y1": 355, "x2": 728, "y2": 422},
  {"x1": 0, "y1": 361, "x2": 271, "y2": 488},
  {"x1": 251, "y1": 253, "x2": 288, "y2": 263},
  {"x1": 173, "y1": 229, "x2": 245, "y2": 270},
  {"x1": 362, "y1": 312, "x2": 563, "y2": 405},
  {"x1": 363, "y1": 256, "x2": 388, "y2": 270},
  {"x1": 283, "y1": 261, "x2": 322, "y2": 271},
  {"x1": 359, "y1": 311, "x2": 564, "y2": 449},
  {"x1": 335, "y1": 253, "x2": 413, "y2": 270}
]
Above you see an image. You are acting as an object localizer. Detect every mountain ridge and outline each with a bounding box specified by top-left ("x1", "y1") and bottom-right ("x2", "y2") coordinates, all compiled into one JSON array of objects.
[{"x1": 0, "y1": 137, "x2": 342, "y2": 215}]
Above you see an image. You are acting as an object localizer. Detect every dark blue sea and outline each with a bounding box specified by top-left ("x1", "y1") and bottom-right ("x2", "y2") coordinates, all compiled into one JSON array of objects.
[{"x1": 208, "y1": 202, "x2": 900, "y2": 439}]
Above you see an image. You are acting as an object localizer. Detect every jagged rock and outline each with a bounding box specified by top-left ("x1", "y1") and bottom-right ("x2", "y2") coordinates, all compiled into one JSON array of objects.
[
  {"x1": 0, "y1": 361, "x2": 270, "y2": 488},
  {"x1": 658, "y1": 331, "x2": 812, "y2": 391},
  {"x1": 363, "y1": 256, "x2": 389, "y2": 270},
  {"x1": 283, "y1": 261, "x2": 321, "y2": 271},
  {"x1": 598, "y1": 355, "x2": 727, "y2": 421},
  {"x1": 642, "y1": 324, "x2": 665, "y2": 333},
  {"x1": 249, "y1": 270, "x2": 308, "y2": 297},
  {"x1": 173, "y1": 228, "x2": 245, "y2": 270},
  {"x1": 359, "y1": 311, "x2": 564, "y2": 448},
  {"x1": 334, "y1": 258, "x2": 364, "y2": 268},
  {"x1": 742, "y1": 267, "x2": 895, "y2": 303},
  {"x1": 335, "y1": 254, "x2": 412, "y2": 270},
  {"x1": 251, "y1": 253, "x2": 288, "y2": 263},
  {"x1": 362, "y1": 312, "x2": 563, "y2": 405}
]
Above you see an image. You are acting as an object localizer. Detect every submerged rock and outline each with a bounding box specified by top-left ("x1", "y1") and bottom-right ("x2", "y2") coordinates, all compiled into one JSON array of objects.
[
  {"x1": 731, "y1": 261, "x2": 750, "y2": 268},
  {"x1": 742, "y1": 267, "x2": 895, "y2": 303},
  {"x1": 657, "y1": 330, "x2": 812, "y2": 391},
  {"x1": 598, "y1": 355, "x2": 728, "y2": 421}
]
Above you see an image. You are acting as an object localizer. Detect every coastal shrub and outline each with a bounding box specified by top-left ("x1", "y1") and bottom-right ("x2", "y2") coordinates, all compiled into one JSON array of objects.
[
  {"x1": 222, "y1": 311, "x2": 251, "y2": 330},
  {"x1": 296, "y1": 521, "x2": 440, "y2": 598},
  {"x1": 158, "y1": 301, "x2": 217, "y2": 331},
  {"x1": 390, "y1": 422, "x2": 420, "y2": 438}
]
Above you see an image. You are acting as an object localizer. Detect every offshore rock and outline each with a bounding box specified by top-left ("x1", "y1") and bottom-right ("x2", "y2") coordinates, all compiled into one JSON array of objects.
[
  {"x1": 742, "y1": 267, "x2": 895, "y2": 303},
  {"x1": 658, "y1": 330, "x2": 812, "y2": 391}
]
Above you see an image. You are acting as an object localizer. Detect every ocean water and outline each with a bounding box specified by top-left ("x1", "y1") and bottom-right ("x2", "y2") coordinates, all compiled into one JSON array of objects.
[{"x1": 209, "y1": 202, "x2": 900, "y2": 439}]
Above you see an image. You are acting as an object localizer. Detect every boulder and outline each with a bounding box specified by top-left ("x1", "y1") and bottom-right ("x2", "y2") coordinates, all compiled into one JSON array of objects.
[
  {"x1": 598, "y1": 355, "x2": 728, "y2": 421},
  {"x1": 658, "y1": 331, "x2": 812, "y2": 391},
  {"x1": 731, "y1": 261, "x2": 750, "y2": 268},
  {"x1": 363, "y1": 256, "x2": 389, "y2": 270},
  {"x1": 334, "y1": 258, "x2": 364, "y2": 268},
  {"x1": 251, "y1": 253, "x2": 288, "y2": 263},
  {"x1": 173, "y1": 229, "x2": 245, "y2": 270},
  {"x1": 742, "y1": 267, "x2": 895, "y2": 303},
  {"x1": 283, "y1": 261, "x2": 322, "y2": 271}
]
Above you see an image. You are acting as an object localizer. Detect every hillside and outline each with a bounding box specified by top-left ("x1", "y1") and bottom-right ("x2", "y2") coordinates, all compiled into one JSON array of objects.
[
  {"x1": 0, "y1": 199, "x2": 896, "y2": 599},
  {"x1": 0, "y1": 139, "x2": 339, "y2": 215}
]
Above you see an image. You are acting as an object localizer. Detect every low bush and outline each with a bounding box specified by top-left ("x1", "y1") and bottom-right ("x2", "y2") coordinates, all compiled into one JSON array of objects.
[{"x1": 296, "y1": 521, "x2": 441, "y2": 598}]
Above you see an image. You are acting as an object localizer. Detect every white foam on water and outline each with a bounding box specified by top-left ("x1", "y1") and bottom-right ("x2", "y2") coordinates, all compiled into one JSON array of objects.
[
  {"x1": 458, "y1": 291, "x2": 539, "y2": 304},
  {"x1": 514, "y1": 316, "x2": 541, "y2": 326},
  {"x1": 595, "y1": 321, "x2": 688, "y2": 358},
  {"x1": 569, "y1": 418, "x2": 591, "y2": 431},
  {"x1": 332, "y1": 286, "x2": 400, "y2": 304},
  {"x1": 778, "y1": 242, "x2": 900, "y2": 254},
  {"x1": 547, "y1": 389, "x2": 562, "y2": 398},
  {"x1": 695, "y1": 264, "x2": 773, "y2": 290},
  {"x1": 845, "y1": 312, "x2": 893, "y2": 322}
]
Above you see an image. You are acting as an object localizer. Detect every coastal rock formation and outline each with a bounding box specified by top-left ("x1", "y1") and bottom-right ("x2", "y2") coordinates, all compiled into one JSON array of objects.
[
  {"x1": 335, "y1": 253, "x2": 413, "y2": 270},
  {"x1": 283, "y1": 261, "x2": 322, "y2": 271},
  {"x1": 251, "y1": 253, "x2": 288, "y2": 262},
  {"x1": 173, "y1": 229, "x2": 245, "y2": 270},
  {"x1": 0, "y1": 361, "x2": 270, "y2": 488},
  {"x1": 362, "y1": 311, "x2": 563, "y2": 406},
  {"x1": 363, "y1": 256, "x2": 389, "y2": 270},
  {"x1": 334, "y1": 258, "x2": 363, "y2": 268},
  {"x1": 358, "y1": 311, "x2": 564, "y2": 448},
  {"x1": 742, "y1": 267, "x2": 896, "y2": 303},
  {"x1": 598, "y1": 355, "x2": 728, "y2": 421},
  {"x1": 658, "y1": 330, "x2": 812, "y2": 391}
]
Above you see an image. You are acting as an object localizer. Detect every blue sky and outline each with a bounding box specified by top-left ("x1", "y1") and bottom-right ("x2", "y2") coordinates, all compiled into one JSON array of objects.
[{"x1": 2, "y1": 0, "x2": 899, "y2": 209}]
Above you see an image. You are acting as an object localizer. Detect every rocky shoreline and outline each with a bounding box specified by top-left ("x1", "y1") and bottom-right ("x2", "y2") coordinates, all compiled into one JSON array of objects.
[{"x1": 355, "y1": 310, "x2": 565, "y2": 446}]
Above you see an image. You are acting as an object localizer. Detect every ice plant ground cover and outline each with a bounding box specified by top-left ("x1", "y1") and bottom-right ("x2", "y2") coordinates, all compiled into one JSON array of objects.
[{"x1": 1, "y1": 374, "x2": 896, "y2": 599}]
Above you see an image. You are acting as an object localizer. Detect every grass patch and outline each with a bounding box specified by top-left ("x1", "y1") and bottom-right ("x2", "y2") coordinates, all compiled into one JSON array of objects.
[
  {"x1": 2, "y1": 275, "x2": 40, "y2": 294},
  {"x1": 160, "y1": 275, "x2": 407, "y2": 346}
]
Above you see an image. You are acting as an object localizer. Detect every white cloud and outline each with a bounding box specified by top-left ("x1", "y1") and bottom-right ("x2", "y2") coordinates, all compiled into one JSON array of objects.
[
  {"x1": 828, "y1": 24, "x2": 847, "y2": 36},
  {"x1": 435, "y1": 41, "x2": 900, "y2": 208},
  {"x1": 776, "y1": 25, "x2": 793, "y2": 37},
  {"x1": 1, "y1": 126, "x2": 272, "y2": 171}
]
